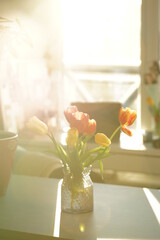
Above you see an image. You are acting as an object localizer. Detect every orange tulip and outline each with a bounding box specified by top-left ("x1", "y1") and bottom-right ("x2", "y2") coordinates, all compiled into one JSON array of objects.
[
  {"x1": 119, "y1": 107, "x2": 137, "y2": 137},
  {"x1": 119, "y1": 107, "x2": 137, "y2": 126},
  {"x1": 127, "y1": 110, "x2": 137, "y2": 126}
]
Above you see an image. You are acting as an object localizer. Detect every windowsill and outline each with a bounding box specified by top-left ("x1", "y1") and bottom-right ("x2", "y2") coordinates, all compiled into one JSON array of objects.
[
  {"x1": 110, "y1": 131, "x2": 160, "y2": 157},
  {"x1": 110, "y1": 142, "x2": 160, "y2": 157},
  {"x1": 18, "y1": 130, "x2": 160, "y2": 157}
]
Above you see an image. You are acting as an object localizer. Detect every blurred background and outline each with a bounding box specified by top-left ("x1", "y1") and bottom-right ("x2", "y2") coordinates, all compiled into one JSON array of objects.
[{"x1": 0, "y1": 0, "x2": 159, "y2": 149}]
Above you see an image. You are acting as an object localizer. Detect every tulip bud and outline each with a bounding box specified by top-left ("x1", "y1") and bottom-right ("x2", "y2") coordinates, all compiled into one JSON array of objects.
[
  {"x1": 95, "y1": 133, "x2": 111, "y2": 147},
  {"x1": 27, "y1": 116, "x2": 48, "y2": 135},
  {"x1": 66, "y1": 127, "x2": 79, "y2": 146}
]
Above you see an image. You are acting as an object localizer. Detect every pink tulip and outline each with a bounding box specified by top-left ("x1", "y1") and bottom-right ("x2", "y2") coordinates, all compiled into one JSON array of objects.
[
  {"x1": 64, "y1": 105, "x2": 78, "y2": 123},
  {"x1": 64, "y1": 105, "x2": 89, "y2": 133},
  {"x1": 71, "y1": 111, "x2": 89, "y2": 133}
]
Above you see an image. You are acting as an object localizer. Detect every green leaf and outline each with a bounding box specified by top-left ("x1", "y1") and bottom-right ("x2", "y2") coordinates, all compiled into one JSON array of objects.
[
  {"x1": 83, "y1": 134, "x2": 94, "y2": 144},
  {"x1": 43, "y1": 149, "x2": 60, "y2": 158},
  {"x1": 58, "y1": 144, "x2": 70, "y2": 163}
]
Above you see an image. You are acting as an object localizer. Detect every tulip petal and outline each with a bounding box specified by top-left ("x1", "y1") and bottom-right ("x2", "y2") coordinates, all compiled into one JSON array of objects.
[
  {"x1": 64, "y1": 105, "x2": 78, "y2": 123},
  {"x1": 119, "y1": 107, "x2": 131, "y2": 125},
  {"x1": 27, "y1": 116, "x2": 48, "y2": 135},
  {"x1": 84, "y1": 119, "x2": 96, "y2": 135},
  {"x1": 95, "y1": 133, "x2": 111, "y2": 147},
  {"x1": 121, "y1": 125, "x2": 132, "y2": 136},
  {"x1": 127, "y1": 110, "x2": 137, "y2": 126},
  {"x1": 66, "y1": 127, "x2": 79, "y2": 146},
  {"x1": 71, "y1": 111, "x2": 89, "y2": 133},
  {"x1": 119, "y1": 107, "x2": 137, "y2": 127}
]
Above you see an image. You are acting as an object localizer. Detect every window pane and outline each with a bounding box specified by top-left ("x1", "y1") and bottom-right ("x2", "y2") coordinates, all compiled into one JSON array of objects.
[{"x1": 62, "y1": 0, "x2": 141, "y2": 66}]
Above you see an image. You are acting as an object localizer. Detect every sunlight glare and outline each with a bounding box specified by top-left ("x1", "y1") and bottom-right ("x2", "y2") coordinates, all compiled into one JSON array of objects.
[
  {"x1": 143, "y1": 188, "x2": 160, "y2": 224},
  {"x1": 62, "y1": 0, "x2": 141, "y2": 66},
  {"x1": 53, "y1": 179, "x2": 62, "y2": 237},
  {"x1": 97, "y1": 238, "x2": 143, "y2": 240},
  {"x1": 79, "y1": 223, "x2": 85, "y2": 233}
]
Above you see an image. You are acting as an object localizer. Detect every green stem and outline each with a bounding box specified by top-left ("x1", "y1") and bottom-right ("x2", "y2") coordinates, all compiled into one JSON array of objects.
[
  {"x1": 83, "y1": 146, "x2": 109, "y2": 167},
  {"x1": 110, "y1": 125, "x2": 122, "y2": 141},
  {"x1": 47, "y1": 132, "x2": 70, "y2": 166}
]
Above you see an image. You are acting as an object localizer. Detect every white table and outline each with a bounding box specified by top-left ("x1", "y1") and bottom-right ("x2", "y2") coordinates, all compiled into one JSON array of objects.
[{"x1": 0, "y1": 175, "x2": 160, "y2": 240}]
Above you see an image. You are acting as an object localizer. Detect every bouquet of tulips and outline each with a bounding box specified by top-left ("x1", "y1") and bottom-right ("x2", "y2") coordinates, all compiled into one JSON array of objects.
[{"x1": 27, "y1": 105, "x2": 136, "y2": 177}]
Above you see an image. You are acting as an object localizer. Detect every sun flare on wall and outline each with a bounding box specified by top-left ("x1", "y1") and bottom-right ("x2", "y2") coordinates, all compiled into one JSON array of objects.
[{"x1": 61, "y1": 0, "x2": 141, "y2": 67}]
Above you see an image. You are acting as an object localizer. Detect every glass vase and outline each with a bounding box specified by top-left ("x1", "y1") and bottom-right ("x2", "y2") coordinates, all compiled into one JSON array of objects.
[{"x1": 61, "y1": 166, "x2": 93, "y2": 213}]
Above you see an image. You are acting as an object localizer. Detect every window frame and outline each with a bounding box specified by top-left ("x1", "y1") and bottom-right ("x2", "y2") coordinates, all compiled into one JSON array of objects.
[{"x1": 141, "y1": 0, "x2": 159, "y2": 131}]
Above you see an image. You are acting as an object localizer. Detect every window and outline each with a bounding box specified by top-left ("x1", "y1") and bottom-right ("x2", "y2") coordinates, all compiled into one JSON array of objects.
[
  {"x1": 0, "y1": 0, "x2": 158, "y2": 148},
  {"x1": 62, "y1": 0, "x2": 141, "y2": 67},
  {"x1": 60, "y1": 0, "x2": 142, "y2": 147}
]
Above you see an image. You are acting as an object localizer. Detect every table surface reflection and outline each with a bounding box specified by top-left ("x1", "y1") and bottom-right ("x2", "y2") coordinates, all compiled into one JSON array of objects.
[{"x1": 0, "y1": 174, "x2": 160, "y2": 240}]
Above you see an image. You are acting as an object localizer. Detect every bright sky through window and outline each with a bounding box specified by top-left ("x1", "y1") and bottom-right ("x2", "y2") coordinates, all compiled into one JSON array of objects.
[{"x1": 62, "y1": 0, "x2": 141, "y2": 67}]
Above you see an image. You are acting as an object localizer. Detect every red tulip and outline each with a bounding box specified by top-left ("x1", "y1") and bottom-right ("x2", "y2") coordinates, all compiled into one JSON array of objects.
[{"x1": 84, "y1": 119, "x2": 96, "y2": 135}]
